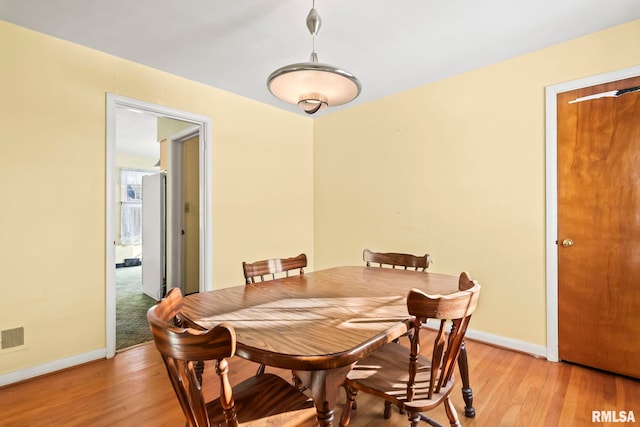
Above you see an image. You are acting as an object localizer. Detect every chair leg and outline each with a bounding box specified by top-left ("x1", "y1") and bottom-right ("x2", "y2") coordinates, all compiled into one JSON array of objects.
[
  {"x1": 293, "y1": 371, "x2": 306, "y2": 391},
  {"x1": 382, "y1": 400, "x2": 403, "y2": 418},
  {"x1": 384, "y1": 401, "x2": 392, "y2": 419},
  {"x1": 340, "y1": 385, "x2": 358, "y2": 427},
  {"x1": 418, "y1": 413, "x2": 444, "y2": 427},
  {"x1": 256, "y1": 363, "x2": 266, "y2": 375},
  {"x1": 443, "y1": 397, "x2": 462, "y2": 427},
  {"x1": 194, "y1": 360, "x2": 205, "y2": 385},
  {"x1": 406, "y1": 328, "x2": 415, "y2": 342},
  {"x1": 407, "y1": 411, "x2": 421, "y2": 427},
  {"x1": 457, "y1": 340, "x2": 475, "y2": 418}
]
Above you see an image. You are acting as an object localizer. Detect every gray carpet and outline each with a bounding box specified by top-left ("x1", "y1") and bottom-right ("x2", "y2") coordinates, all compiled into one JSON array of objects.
[{"x1": 116, "y1": 265, "x2": 157, "y2": 350}]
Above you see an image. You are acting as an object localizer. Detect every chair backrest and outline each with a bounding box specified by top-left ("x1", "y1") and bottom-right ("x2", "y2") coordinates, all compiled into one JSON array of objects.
[
  {"x1": 363, "y1": 248, "x2": 431, "y2": 271},
  {"x1": 405, "y1": 272, "x2": 480, "y2": 402},
  {"x1": 242, "y1": 253, "x2": 307, "y2": 284},
  {"x1": 147, "y1": 288, "x2": 237, "y2": 427}
]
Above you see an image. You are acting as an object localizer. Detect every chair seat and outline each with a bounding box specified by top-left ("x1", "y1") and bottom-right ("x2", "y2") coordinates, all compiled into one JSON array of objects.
[
  {"x1": 206, "y1": 373, "x2": 316, "y2": 426},
  {"x1": 346, "y1": 342, "x2": 456, "y2": 412}
]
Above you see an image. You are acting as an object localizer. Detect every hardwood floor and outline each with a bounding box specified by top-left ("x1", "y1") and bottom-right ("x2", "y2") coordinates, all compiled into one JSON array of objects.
[{"x1": 1, "y1": 337, "x2": 638, "y2": 426}]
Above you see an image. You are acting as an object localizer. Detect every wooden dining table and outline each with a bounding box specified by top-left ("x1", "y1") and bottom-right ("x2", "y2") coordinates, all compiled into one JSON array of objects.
[{"x1": 180, "y1": 265, "x2": 475, "y2": 427}]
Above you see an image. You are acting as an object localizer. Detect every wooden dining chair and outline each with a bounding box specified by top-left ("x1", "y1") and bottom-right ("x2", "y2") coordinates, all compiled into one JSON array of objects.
[
  {"x1": 361, "y1": 248, "x2": 433, "y2": 416},
  {"x1": 242, "y1": 253, "x2": 308, "y2": 382},
  {"x1": 147, "y1": 288, "x2": 317, "y2": 427},
  {"x1": 339, "y1": 272, "x2": 481, "y2": 427},
  {"x1": 364, "y1": 249, "x2": 430, "y2": 345},
  {"x1": 242, "y1": 253, "x2": 307, "y2": 284},
  {"x1": 363, "y1": 248, "x2": 476, "y2": 418},
  {"x1": 363, "y1": 248, "x2": 431, "y2": 271}
]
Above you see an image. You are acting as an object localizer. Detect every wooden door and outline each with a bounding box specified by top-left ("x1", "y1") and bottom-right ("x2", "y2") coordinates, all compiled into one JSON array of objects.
[
  {"x1": 557, "y1": 76, "x2": 640, "y2": 378},
  {"x1": 183, "y1": 135, "x2": 200, "y2": 294}
]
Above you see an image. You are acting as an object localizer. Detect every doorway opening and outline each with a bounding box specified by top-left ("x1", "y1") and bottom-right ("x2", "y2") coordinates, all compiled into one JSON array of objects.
[{"x1": 106, "y1": 94, "x2": 213, "y2": 358}]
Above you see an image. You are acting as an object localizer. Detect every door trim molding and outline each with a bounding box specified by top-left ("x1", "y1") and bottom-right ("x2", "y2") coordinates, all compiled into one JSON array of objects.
[
  {"x1": 544, "y1": 66, "x2": 640, "y2": 362},
  {"x1": 105, "y1": 93, "x2": 213, "y2": 358}
]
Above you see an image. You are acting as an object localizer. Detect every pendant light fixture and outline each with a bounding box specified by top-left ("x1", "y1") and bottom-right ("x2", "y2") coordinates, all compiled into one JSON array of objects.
[{"x1": 266, "y1": 0, "x2": 361, "y2": 114}]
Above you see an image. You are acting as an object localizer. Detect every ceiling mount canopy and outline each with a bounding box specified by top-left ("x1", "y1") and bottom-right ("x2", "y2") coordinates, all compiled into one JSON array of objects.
[{"x1": 266, "y1": 0, "x2": 361, "y2": 115}]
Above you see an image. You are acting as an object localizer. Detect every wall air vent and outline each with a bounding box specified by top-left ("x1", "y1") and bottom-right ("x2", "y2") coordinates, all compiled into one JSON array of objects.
[{"x1": 1, "y1": 327, "x2": 25, "y2": 350}]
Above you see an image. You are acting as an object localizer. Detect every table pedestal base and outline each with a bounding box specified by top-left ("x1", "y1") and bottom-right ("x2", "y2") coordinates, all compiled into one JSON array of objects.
[{"x1": 295, "y1": 365, "x2": 353, "y2": 427}]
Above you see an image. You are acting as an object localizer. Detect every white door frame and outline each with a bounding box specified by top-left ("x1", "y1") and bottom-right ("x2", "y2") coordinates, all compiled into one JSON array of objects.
[
  {"x1": 544, "y1": 65, "x2": 640, "y2": 362},
  {"x1": 105, "y1": 93, "x2": 213, "y2": 358}
]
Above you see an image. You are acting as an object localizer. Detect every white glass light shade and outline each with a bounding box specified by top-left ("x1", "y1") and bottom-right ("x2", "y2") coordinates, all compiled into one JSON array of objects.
[{"x1": 267, "y1": 62, "x2": 361, "y2": 112}]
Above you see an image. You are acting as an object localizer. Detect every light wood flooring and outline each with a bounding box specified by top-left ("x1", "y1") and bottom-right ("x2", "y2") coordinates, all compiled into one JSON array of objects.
[{"x1": 1, "y1": 337, "x2": 638, "y2": 427}]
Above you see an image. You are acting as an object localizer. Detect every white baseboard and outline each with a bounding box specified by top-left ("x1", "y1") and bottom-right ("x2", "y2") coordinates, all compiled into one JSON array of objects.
[
  {"x1": 424, "y1": 320, "x2": 548, "y2": 359},
  {"x1": 0, "y1": 348, "x2": 106, "y2": 387},
  {"x1": 464, "y1": 328, "x2": 548, "y2": 358},
  {"x1": 0, "y1": 326, "x2": 549, "y2": 388}
]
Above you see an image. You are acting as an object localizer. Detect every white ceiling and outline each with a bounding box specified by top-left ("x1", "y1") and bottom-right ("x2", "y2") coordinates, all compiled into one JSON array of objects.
[
  {"x1": 2, "y1": 0, "x2": 640, "y2": 118},
  {"x1": 115, "y1": 107, "x2": 159, "y2": 158}
]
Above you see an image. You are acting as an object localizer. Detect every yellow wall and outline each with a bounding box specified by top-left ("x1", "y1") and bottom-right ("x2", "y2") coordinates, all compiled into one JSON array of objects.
[
  {"x1": 313, "y1": 19, "x2": 640, "y2": 347},
  {"x1": 2, "y1": 15, "x2": 639, "y2": 378},
  {"x1": 157, "y1": 117, "x2": 194, "y2": 142},
  {"x1": 0, "y1": 20, "x2": 313, "y2": 374}
]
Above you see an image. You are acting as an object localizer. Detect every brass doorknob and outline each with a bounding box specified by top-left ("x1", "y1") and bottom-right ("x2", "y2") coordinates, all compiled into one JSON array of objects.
[{"x1": 562, "y1": 239, "x2": 574, "y2": 247}]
